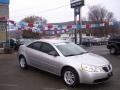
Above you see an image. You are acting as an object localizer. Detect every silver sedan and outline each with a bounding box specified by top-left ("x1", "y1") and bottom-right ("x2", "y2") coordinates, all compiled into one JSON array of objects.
[{"x1": 18, "y1": 39, "x2": 113, "y2": 87}]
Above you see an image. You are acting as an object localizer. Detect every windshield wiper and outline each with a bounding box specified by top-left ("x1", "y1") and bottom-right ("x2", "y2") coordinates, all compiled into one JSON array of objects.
[
  {"x1": 65, "y1": 52, "x2": 88, "y2": 57},
  {"x1": 65, "y1": 54, "x2": 76, "y2": 57}
]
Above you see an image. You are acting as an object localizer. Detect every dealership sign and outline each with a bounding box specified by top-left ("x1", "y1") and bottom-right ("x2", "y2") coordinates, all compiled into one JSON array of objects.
[
  {"x1": 0, "y1": 0, "x2": 9, "y2": 4},
  {"x1": 70, "y1": 0, "x2": 84, "y2": 8}
]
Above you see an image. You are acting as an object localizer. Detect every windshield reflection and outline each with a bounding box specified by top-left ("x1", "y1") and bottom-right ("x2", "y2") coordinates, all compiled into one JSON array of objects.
[{"x1": 55, "y1": 42, "x2": 87, "y2": 57}]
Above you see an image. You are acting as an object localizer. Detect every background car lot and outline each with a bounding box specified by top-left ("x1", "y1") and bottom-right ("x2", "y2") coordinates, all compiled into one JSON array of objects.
[{"x1": 0, "y1": 45, "x2": 120, "y2": 90}]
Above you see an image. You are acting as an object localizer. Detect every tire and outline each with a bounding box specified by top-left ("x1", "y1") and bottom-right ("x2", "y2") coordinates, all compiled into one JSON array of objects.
[
  {"x1": 110, "y1": 47, "x2": 117, "y2": 55},
  {"x1": 19, "y1": 56, "x2": 27, "y2": 69},
  {"x1": 62, "y1": 68, "x2": 79, "y2": 87}
]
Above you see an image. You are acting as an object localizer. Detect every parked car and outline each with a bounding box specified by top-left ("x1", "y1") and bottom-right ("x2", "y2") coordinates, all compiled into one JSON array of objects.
[
  {"x1": 82, "y1": 37, "x2": 91, "y2": 46},
  {"x1": 107, "y1": 35, "x2": 120, "y2": 55},
  {"x1": 91, "y1": 38, "x2": 102, "y2": 45},
  {"x1": 18, "y1": 39, "x2": 113, "y2": 87}
]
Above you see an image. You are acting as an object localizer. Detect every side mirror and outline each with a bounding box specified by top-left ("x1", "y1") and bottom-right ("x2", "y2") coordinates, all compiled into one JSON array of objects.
[{"x1": 49, "y1": 51, "x2": 58, "y2": 56}]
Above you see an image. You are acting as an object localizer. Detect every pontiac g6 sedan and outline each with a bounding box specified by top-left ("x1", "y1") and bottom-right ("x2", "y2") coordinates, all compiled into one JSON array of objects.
[{"x1": 18, "y1": 39, "x2": 113, "y2": 87}]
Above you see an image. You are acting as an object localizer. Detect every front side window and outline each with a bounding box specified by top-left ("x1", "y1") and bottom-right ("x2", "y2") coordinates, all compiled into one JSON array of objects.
[{"x1": 40, "y1": 42, "x2": 57, "y2": 55}]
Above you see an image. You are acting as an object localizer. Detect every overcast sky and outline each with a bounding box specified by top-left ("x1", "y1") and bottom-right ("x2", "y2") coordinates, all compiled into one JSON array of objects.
[{"x1": 9, "y1": 0, "x2": 120, "y2": 23}]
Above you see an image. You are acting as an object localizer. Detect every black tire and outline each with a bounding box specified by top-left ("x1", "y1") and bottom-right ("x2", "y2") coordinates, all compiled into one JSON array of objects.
[
  {"x1": 19, "y1": 56, "x2": 28, "y2": 69},
  {"x1": 62, "y1": 68, "x2": 79, "y2": 87},
  {"x1": 110, "y1": 47, "x2": 117, "y2": 55}
]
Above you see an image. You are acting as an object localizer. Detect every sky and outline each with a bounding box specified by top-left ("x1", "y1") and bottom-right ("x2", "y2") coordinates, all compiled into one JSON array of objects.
[{"x1": 9, "y1": 0, "x2": 120, "y2": 23}]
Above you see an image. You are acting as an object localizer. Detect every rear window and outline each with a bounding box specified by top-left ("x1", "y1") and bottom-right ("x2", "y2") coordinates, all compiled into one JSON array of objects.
[{"x1": 109, "y1": 36, "x2": 120, "y2": 40}]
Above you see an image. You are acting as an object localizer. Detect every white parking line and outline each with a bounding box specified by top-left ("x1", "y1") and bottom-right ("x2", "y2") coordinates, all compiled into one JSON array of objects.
[
  {"x1": 43, "y1": 88, "x2": 67, "y2": 90},
  {"x1": 0, "y1": 84, "x2": 17, "y2": 87},
  {"x1": 43, "y1": 88, "x2": 56, "y2": 90}
]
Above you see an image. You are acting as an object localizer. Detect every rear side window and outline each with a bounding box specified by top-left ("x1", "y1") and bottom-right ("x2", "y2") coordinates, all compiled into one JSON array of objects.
[{"x1": 27, "y1": 42, "x2": 41, "y2": 51}]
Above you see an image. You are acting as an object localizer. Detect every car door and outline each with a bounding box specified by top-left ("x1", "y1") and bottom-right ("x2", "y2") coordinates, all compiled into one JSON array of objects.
[
  {"x1": 26, "y1": 42, "x2": 42, "y2": 67},
  {"x1": 38, "y1": 42, "x2": 61, "y2": 75}
]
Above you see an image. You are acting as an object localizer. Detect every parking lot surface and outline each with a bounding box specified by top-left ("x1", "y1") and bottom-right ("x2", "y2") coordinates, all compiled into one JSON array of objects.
[{"x1": 0, "y1": 45, "x2": 120, "y2": 90}]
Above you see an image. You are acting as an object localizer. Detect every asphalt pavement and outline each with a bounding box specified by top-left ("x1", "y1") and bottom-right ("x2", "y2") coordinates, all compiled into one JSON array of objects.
[{"x1": 0, "y1": 45, "x2": 120, "y2": 90}]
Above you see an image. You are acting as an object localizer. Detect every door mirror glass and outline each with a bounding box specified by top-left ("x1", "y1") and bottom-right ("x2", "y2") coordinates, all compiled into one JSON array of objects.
[{"x1": 49, "y1": 51, "x2": 58, "y2": 56}]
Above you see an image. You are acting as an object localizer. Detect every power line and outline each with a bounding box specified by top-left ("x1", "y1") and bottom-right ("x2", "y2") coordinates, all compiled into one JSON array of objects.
[
  {"x1": 10, "y1": 4, "x2": 70, "y2": 19},
  {"x1": 11, "y1": 4, "x2": 69, "y2": 13}
]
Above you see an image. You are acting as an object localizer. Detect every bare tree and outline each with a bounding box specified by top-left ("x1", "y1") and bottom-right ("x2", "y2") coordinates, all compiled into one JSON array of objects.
[
  {"x1": 21, "y1": 15, "x2": 47, "y2": 25},
  {"x1": 21, "y1": 15, "x2": 47, "y2": 38},
  {"x1": 88, "y1": 5, "x2": 114, "y2": 37},
  {"x1": 88, "y1": 5, "x2": 114, "y2": 22}
]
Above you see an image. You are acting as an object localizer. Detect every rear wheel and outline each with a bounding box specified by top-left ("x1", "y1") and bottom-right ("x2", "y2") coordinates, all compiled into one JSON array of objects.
[
  {"x1": 110, "y1": 47, "x2": 117, "y2": 55},
  {"x1": 62, "y1": 68, "x2": 79, "y2": 87},
  {"x1": 19, "y1": 56, "x2": 27, "y2": 69}
]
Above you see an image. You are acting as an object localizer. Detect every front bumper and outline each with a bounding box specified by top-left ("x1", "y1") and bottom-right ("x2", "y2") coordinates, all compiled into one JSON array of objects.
[
  {"x1": 79, "y1": 70, "x2": 113, "y2": 84},
  {"x1": 93, "y1": 72, "x2": 113, "y2": 83}
]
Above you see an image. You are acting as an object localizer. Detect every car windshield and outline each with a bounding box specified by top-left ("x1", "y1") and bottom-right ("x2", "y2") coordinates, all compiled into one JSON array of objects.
[{"x1": 55, "y1": 42, "x2": 87, "y2": 57}]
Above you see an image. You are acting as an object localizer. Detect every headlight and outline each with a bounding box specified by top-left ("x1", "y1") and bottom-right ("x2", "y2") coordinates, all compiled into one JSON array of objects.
[{"x1": 81, "y1": 64, "x2": 103, "y2": 72}]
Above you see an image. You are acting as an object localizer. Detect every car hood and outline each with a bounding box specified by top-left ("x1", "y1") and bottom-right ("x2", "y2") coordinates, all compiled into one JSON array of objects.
[{"x1": 65, "y1": 53, "x2": 110, "y2": 66}]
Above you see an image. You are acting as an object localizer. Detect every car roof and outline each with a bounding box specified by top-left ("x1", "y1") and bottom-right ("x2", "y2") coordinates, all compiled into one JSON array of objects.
[{"x1": 33, "y1": 39, "x2": 71, "y2": 44}]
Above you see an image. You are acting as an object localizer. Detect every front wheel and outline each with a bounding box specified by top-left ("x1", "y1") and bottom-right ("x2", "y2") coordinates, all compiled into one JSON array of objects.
[
  {"x1": 62, "y1": 68, "x2": 79, "y2": 87},
  {"x1": 110, "y1": 47, "x2": 117, "y2": 55},
  {"x1": 19, "y1": 56, "x2": 27, "y2": 69}
]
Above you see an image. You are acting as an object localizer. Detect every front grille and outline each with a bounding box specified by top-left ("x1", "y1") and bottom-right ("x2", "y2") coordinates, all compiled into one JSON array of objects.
[
  {"x1": 103, "y1": 67, "x2": 109, "y2": 72},
  {"x1": 108, "y1": 65, "x2": 111, "y2": 70},
  {"x1": 102, "y1": 65, "x2": 111, "y2": 72}
]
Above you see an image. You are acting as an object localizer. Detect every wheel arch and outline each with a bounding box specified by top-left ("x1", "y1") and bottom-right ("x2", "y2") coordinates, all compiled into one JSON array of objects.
[
  {"x1": 109, "y1": 44, "x2": 119, "y2": 54},
  {"x1": 61, "y1": 66, "x2": 80, "y2": 78},
  {"x1": 109, "y1": 43, "x2": 118, "y2": 49},
  {"x1": 19, "y1": 54, "x2": 25, "y2": 61},
  {"x1": 19, "y1": 54, "x2": 28, "y2": 63},
  {"x1": 19, "y1": 53, "x2": 30, "y2": 66},
  {"x1": 61, "y1": 65, "x2": 80, "y2": 86}
]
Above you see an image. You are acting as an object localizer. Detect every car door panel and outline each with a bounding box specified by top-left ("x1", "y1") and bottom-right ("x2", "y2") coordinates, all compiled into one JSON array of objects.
[
  {"x1": 40, "y1": 52, "x2": 61, "y2": 75},
  {"x1": 37, "y1": 42, "x2": 61, "y2": 75}
]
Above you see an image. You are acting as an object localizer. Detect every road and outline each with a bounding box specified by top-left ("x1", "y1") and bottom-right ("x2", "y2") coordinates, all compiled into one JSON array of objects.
[{"x1": 0, "y1": 45, "x2": 120, "y2": 90}]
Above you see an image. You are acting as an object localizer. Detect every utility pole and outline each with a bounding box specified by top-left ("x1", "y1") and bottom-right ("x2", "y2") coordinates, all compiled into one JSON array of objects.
[
  {"x1": 74, "y1": 8, "x2": 77, "y2": 44},
  {"x1": 79, "y1": 6, "x2": 82, "y2": 45}
]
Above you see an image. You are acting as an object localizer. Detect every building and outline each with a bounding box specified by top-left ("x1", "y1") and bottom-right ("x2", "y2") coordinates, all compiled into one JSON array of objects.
[{"x1": 0, "y1": 0, "x2": 9, "y2": 48}]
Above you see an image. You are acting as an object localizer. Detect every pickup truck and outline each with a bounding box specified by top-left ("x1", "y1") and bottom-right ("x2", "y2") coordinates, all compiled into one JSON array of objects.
[{"x1": 107, "y1": 35, "x2": 120, "y2": 55}]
